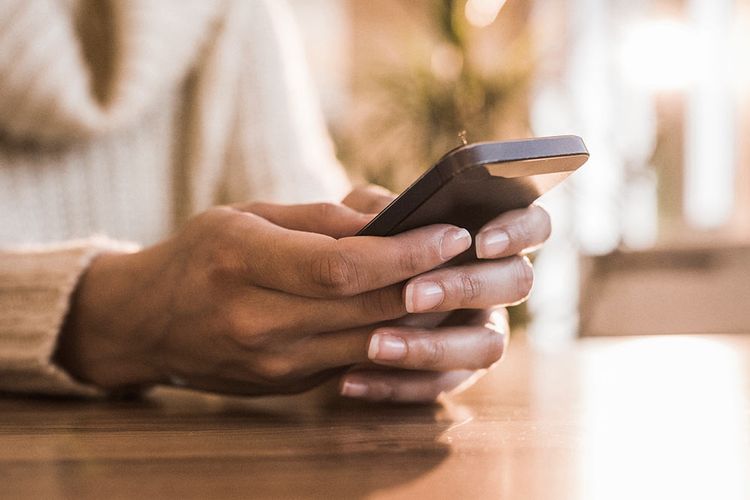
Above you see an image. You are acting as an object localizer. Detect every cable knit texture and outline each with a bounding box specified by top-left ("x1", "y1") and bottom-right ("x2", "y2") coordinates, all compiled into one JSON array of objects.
[
  {"x1": 0, "y1": 0, "x2": 350, "y2": 396},
  {"x1": 0, "y1": 238, "x2": 138, "y2": 397}
]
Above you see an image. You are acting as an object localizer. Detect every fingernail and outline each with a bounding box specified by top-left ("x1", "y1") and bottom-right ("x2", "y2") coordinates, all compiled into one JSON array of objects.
[
  {"x1": 368, "y1": 333, "x2": 407, "y2": 361},
  {"x1": 341, "y1": 380, "x2": 368, "y2": 398},
  {"x1": 476, "y1": 229, "x2": 510, "y2": 258},
  {"x1": 405, "y1": 281, "x2": 444, "y2": 313},
  {"x1": 440, "y1": 228, "x2": 471, "y2": 260}
]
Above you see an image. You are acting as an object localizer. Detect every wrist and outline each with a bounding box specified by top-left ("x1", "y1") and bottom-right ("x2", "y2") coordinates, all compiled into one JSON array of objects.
[{"x1": 56, "y1": 249, "x2": 167, "y2": 390}]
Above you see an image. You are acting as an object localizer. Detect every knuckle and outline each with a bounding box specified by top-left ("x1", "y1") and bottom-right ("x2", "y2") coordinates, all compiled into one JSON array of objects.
[
  {"x1": 458, "y1": 272, "x2": 483, "y2": 306},
  {"x1": 190, "y1": 212, "x2": 256, "y2": 277},
  {"x1": 198, "y1": 207, "x2": 246, "y2": 240},
  {"x1": 422, "y1": 339, "x2": 446, "y2": 368},
  {"x1": 315, "y1": 202, "x2": 341, "y2": 220},
  {"x1": 360, "y1": 287, "x2": 403, "y2": 319},
  {"x1": 221, "y1": 301, "x2": 270, "y2": 349},
  {"x1": 310, "y1": 246, "x2": 358, "y2": 296},
  {"x1": 254, "y1": 355, "x2": 296, "y2": 382},
  {"x1": 398, "y1": 245, "x2": 424, "y2": 275}
]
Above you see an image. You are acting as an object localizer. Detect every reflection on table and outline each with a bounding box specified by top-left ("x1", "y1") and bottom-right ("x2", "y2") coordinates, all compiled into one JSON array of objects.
[{"x1": 3, "y1": 333, "x2": 749, "y2": 499}]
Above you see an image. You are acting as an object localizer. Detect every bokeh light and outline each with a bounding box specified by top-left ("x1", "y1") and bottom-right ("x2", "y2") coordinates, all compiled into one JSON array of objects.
[
  {"x1": 618, "y1": 20, "x2": 697, "y2": 91},
  {"x1": 464, "y1": 0, "x2": 507, "y2": 28}
]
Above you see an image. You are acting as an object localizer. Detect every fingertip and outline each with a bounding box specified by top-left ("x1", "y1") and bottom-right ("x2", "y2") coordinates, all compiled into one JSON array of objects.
[
  {"x1": 403, "y1": 281, "x2": 444, "y2": 313},
  {"x1": 488, "y1": 308, "x2": 511, "y2": 331},
  {"x1": 404, "y1": 283, "x2": 415, "y2": 313},
  {"x1": 475, "y1": 229, "x2": 510, "y2": 259},
  {"x1": 367, "y1": 332, "x2": 408, "y2": 362},
  {"x1": 440, "y1": 227, "x2": 472, "y2": 261},
  {"x1": 340, "y1": 378, "x2": 369, "y2": 398}
]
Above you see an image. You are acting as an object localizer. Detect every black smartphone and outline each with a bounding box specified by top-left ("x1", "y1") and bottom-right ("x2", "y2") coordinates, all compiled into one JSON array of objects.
[{"x1": 357, "y1": 135, "x2": 589, "y2": 257}]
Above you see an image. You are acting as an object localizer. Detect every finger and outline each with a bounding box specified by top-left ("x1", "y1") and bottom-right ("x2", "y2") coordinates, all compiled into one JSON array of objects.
[
  {"x1": 476, "y1": 205, "x2": 551, "y2": 259},
  {"x1": 220, "y1": 212, "x2": 472, "y2": 298},
  {"x1": 342, "y1": 185, "x2": 396, "y2": 214},
  {"x1": 402, "y1": 256, "x2": 534, "y2": 313},
  {"x1": 279, "y1": 310, "x2": 450, "y2": 371},
  {"x1": 339, "y1": 369, "x2": 478, "y2": 403},
  {"x1": 230, "y1": 284, "x2": 407, "y2": 342},
  {"x1": 365, "y1": 323, "x2": 507, "y2": 370},
  {"x1": 283, "y1": 312, "x2": 507, "y2": 374},
  {"x1": 232, "y1": 202, "x2": 372, "y2": 238}
]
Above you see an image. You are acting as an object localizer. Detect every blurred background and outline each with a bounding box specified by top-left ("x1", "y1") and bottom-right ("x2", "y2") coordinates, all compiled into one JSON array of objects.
[{"x1": 289, "y1": 0, "x2": 750, "y2": 342}]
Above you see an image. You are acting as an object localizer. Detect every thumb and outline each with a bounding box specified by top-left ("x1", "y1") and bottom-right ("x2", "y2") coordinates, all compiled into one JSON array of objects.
[{"x1": 231, "y1": 201, "x2": 373, "y2": 238}]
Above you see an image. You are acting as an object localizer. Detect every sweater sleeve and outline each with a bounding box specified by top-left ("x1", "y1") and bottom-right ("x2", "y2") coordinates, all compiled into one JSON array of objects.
[
  {"x1": 0, "y1": 237, "x2": 139, "y2": 397},
  {"x1": 184, "y1": 0, "x2": 351, "y2": 213},
  {"x1": 226, "y1": 0, "x2": 351, "y2": 205}
]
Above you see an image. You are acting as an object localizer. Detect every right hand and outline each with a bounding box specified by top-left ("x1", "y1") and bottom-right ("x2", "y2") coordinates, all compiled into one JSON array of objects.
[
  {"x1": 56, "y1": 202, "x2": 490, "y2": 395},
  {"x1": 336, "y1": 186, "x2": 548, "y2": 403}
]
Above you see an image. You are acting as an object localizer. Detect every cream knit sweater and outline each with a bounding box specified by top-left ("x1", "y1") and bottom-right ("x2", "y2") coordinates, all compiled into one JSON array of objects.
[{"x1": 0, "y1": 0, "x2": 350, "y2": 396}]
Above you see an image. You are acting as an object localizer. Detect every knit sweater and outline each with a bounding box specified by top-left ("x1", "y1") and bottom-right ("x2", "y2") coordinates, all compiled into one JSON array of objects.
[{"x1": 0, "y1": 0, "x2": 350, "y2": 396}]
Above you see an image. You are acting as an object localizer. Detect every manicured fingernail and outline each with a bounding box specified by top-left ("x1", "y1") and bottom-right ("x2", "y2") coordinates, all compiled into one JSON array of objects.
[
  {"x1": 341, "y1": 380, "x2": 368, "y2": 398},
  {"x1": 368, "y1": 333, "x2": 407, "y2": 361},
  {"x1": 476, "y1": 229, "x2": 510, "y2": 258},
  {"x1": 440, "y1": 228, "x2": 471, "y2": 260},
  {"x1": 405, "y1": 281, "x2": 444, "y2": 313}
]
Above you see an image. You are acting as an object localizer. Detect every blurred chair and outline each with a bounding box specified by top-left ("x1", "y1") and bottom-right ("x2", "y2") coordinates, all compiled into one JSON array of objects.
[{"x1": 579, "y1": 244, "x2": 750, "y2": 336}]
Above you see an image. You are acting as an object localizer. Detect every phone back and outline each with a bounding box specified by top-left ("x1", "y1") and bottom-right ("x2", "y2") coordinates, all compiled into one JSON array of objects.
[{"x1": 357, "y1": 136, "x2": 589, "y2": 250}]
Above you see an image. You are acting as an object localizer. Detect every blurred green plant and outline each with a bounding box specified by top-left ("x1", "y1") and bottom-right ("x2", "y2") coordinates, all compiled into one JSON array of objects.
[{"x1": 335, "y1": 0, "x2": 533, "y2": 192}]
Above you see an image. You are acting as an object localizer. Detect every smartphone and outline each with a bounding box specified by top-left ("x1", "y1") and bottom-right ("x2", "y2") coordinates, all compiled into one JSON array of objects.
[{"x1": 357, "y1": 135, "x2": 589, "y2": 256}]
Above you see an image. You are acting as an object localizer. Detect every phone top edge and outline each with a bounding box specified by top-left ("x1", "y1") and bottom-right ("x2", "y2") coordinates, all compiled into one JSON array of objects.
[
  {"x1": 356, "y1": 162, "x2": 446, "y2": 236},
  {"x1": 356, "y1": 135, "x2": 588, "y2": 237},
  {"x1": 436, "y1": 135, "x2": 589, "y2": 178},
  {"x1": 451, "y1": 135, "x2": 589, "y2": 156}
]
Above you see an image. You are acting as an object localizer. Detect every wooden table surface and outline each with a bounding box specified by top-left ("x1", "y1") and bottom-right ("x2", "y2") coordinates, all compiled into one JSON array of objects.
[{"x1": 3, "y1": 334, "x2": 750, "y2": 500}]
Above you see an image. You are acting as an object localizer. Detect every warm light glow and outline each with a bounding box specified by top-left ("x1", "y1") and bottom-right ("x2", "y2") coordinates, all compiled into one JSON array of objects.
[
  {"x1": 731, "y1": 11, "x2": 750, "y2": 89},
  {"x1": 619, "y1": 20, "x2": 698, "y2": 91},
  {"x1": 580, "y1": 337, "x2": 748, "y2": 500},
  {"x1": 684, "y1": 0, "x2": 736, "y2": 230},
  {"x1": 464, "y1": 0, "x2": 507, "y2": 28}
]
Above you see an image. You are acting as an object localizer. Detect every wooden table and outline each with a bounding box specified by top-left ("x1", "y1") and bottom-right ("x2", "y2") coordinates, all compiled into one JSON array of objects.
[{"x1": 3, "y1": 334, "x2": 750, "y2": 499}]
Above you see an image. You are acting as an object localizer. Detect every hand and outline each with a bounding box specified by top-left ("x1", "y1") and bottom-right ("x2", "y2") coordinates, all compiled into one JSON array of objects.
[
  {"x1": 335, "y1": 186, "x2": 551, "y2": 403},
  {"x1": 56, "y1": 187, "x2": 548, "y2": 401},
  {"x1": 54, "y1": 199, "x2": 510, "y2": 395}
]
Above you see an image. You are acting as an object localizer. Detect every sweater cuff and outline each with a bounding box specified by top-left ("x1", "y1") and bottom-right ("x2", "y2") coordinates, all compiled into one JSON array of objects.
[{"x1": 0, "y1": 237, "x2": 140, "y2": 397}]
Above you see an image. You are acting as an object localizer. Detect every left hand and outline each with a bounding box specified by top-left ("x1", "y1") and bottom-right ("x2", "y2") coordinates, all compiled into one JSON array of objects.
[{"x1": 334, "y1": 185, "x2": 551, "y2": 403}]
